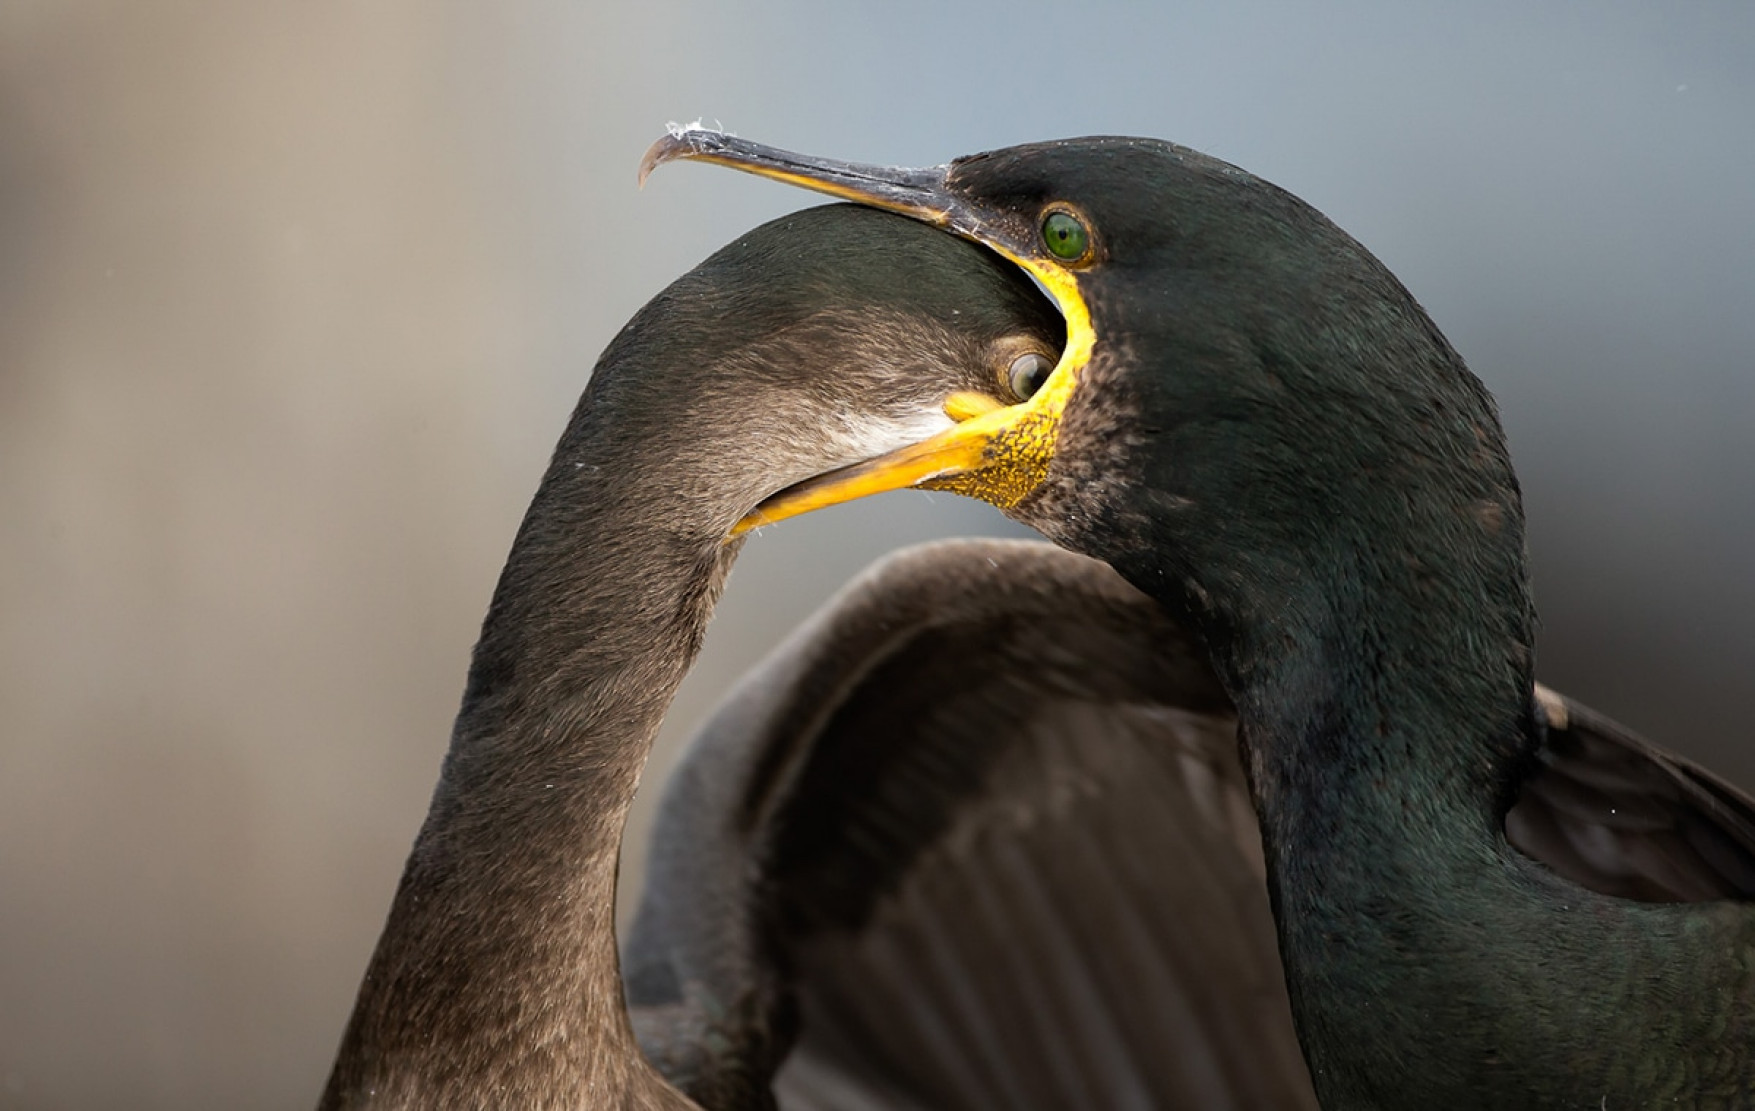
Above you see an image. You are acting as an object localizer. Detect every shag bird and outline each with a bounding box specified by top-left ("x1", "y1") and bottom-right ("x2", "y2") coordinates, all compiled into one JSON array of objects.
[
  {"x1": 317, "y1": 204, "x2": 1061, "y2": 1108},
  {"x1": 643, "y1": 129, "x2": 1755, "y2": 1107},
  {"x1": 319, "y1": 203, "x2": 1317, "y2": 1109}
]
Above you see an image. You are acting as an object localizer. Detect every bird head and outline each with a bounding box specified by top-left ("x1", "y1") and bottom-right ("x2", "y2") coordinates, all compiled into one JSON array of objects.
[{"x1": 568, "y1": 202, "x2": 1064, "y2": 543}]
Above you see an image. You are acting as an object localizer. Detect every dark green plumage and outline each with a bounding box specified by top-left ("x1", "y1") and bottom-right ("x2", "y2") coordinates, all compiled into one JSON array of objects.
[
  {"x1": 949, "y1": 139, "x2": 1755, "y2": 1107},
  {"x1": 647, "y1": 131, "x2": 1755, "y2": 1108}
]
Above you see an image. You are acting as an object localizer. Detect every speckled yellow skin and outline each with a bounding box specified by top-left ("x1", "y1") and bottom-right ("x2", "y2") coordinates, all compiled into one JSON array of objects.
[
  {"x1": 918, "y1": 422, "x2": 1053, "y2": 507},
  {"x1": 921, "y1": 253, "x2": 1091, "y2": 509},
  {"x1": 727, "y1": 251, "x2": 1093, "y2": 533}
]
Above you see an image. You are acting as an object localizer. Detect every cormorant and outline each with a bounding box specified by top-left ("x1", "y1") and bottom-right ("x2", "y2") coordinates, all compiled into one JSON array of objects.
[
  {"x1": 643, "y1": 128, "x2": 1755, "y2": 1107},
  {"x1": 318, "y1": 203, "x2": 1059, "y2": 1108}
]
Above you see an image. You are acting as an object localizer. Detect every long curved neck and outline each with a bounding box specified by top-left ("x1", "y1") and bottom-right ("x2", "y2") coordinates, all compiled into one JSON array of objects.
[
  {"x1": 1074, "y1": 306, "x2": 1542, "y2": 837},
  {"x1": 1103, "y1": 414, "x2": 1550, "y2": 1103},
  {"x1": 322, "y1": 404, "x2": 727, "y2": 1109},
  {"x1": 1091, "y1": 496, "x2": 1542, "y2": 1102}
]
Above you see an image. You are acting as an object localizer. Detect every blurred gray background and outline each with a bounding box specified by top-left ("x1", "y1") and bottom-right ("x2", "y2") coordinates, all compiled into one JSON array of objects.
[{"x1": 1, "y1": 2, "x2": 1750, "y2": 1106}]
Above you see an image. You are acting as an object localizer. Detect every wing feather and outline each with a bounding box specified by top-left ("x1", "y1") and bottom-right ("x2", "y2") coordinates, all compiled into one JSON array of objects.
[
  {"x1": 1507, "y1": 687, "x2": 1755, "y2": 902},
  {"x1": 625, "y1": 539, "x2": 1316, "y2": 1109}
]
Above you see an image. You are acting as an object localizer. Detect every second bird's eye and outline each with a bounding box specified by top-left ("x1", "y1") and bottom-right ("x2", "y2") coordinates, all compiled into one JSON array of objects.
[
  {"x1": 1007, "y1": 351, "x2": 1055, "y2": 401},
  {"x1": 1041, "y1": 210, "x2": 1090, "y2": 262}
]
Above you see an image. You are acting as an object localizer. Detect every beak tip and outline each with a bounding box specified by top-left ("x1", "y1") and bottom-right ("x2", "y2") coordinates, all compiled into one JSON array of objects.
[
  {"x1": 636, "y1": 137, "x2": 672, "y2": 188},
  {"x1": 638, "y1": 124, "x2": 731, "y2": 187}
]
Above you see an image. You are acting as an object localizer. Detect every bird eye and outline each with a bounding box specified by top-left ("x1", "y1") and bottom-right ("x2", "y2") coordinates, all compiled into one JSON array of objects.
[
  {"x1": 1007, "y1": 351, "x2": 1055, "y2": 401},
  {"x1": 1041, "y1": 210, "x2": 1090, "y2": 262}
]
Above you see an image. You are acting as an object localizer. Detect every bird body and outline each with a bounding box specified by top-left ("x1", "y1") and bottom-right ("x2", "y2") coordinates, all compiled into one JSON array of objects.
[
  {"x1": 978, "y1": 140, "x2": 1755, "y2": 1106},
  {"x1": 646, "y1": 130, "x2": 1755, "y2": 1108},
  {"x1": 319, "y1": 204, "x2": 1067, "y2": 1108}
]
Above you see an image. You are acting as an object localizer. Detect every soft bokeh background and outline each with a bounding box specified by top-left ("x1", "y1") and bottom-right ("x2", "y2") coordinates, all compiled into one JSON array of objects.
[{"x1": 2, "y1": 2, "x2": 1750, "y2": 1106}]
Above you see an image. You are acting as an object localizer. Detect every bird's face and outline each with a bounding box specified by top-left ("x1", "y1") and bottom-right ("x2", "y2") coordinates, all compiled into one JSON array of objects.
[
  {"x1": 577, "y1": 203, "x2": 1065, "y2": 541},
  {"x1": 641, "y1": 130, "x2": 1317, "y2": 539}
]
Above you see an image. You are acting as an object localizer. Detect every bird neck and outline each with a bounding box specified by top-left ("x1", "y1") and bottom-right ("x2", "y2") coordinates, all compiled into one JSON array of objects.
[
  {"x1": 1101, "y1": 457, "x2": 1551, "y2": 1099},
  {"x1": 1069, "y1": 323, "x2": 1543, "y2": 845},
  {"x1": 1227, "y1": 540, "x2": 1537, "y2": 835},
  {"x1": 322, "y1": 415, "x2": 728, "y2": 1108},
  {"x1": 1091, "y1": 420, "x2": 1541, "y2": 883}
]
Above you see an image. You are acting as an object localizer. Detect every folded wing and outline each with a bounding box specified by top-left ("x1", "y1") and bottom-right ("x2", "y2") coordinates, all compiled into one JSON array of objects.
[{"x1": 1509, "y1": 687, "x2": 1755, "y2": 903}]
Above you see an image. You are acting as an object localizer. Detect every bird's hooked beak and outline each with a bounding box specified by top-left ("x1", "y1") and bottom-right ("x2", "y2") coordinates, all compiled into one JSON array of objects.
[{"x1": 641, "y1": 128, "x2": 1096, "y2": 537}]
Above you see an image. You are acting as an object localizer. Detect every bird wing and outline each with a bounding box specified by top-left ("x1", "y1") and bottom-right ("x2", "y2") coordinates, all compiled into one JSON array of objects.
[
  {"x1": 1506, "y1": 686, "x2": 1755, "y2": 903},
  {"x1": 623, "y1": 538, "x2": 1317, "y2": 1111}
]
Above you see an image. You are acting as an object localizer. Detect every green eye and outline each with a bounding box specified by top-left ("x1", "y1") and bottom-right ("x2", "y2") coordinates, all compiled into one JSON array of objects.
[
  {"x1": 1041, "y1": 210, "x2": 1090, "y2": 261},
  {"x1": 1007, "y1": 351, "x2": 1055, "y2": 401}
]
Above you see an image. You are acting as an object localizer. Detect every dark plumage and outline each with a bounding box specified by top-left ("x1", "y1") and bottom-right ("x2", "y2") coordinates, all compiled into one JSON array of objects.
[
  {"x1": 318, "y1": 204, "x2": 1069, "y2": 1108},
  {"x1": 626, "y1": 538, "x2": 1316, "y2": 1110},
  {"x1": 645, "y1": 129, "x2": 1755, "y2": 1108}
]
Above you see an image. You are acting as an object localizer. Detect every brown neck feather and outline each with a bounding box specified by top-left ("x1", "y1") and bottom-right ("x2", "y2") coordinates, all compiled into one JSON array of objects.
[{"x1": 320, "y1": 434, "x2": 731, "y2": 1110}]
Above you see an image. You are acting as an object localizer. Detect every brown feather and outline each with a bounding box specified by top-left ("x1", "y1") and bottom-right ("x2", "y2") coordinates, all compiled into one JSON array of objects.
[
  {"x1": 626, "y1": 539, "x2": 1317, "y2": 1109},
  {"x1": 1508, "y1": 690, "x2": 1755, "y2": 903}
]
